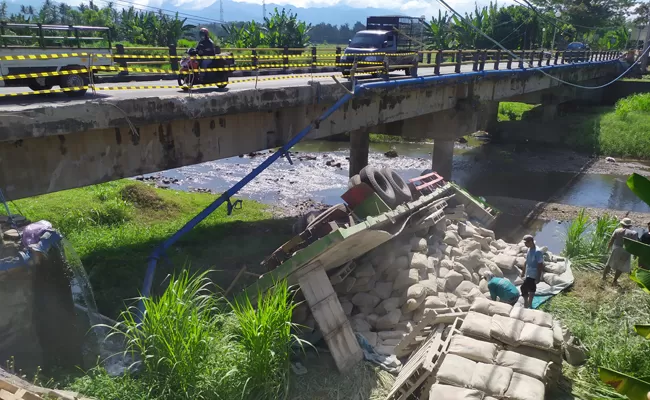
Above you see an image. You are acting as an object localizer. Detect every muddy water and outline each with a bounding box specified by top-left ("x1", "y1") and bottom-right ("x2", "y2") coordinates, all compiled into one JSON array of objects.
[{"x1": 152, "y1": 140, "x2": 650, "y2": 214}]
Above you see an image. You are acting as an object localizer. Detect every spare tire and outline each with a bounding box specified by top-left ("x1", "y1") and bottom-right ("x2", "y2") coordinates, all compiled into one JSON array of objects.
[
  {"x1": 360, "y1": 166, "x2": 397, "y2": 208},
  {"x1": 381, "y1": 167, "x2": 412, "y2": 204},
  {"x1": 348, "y1": 174, "x2": 362, "y2": 189}
]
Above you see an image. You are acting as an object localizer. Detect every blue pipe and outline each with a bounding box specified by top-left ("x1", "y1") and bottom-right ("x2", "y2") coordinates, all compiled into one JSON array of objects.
[{"x1": 139, "y1": 57, "x2": 620, "y2": 303}]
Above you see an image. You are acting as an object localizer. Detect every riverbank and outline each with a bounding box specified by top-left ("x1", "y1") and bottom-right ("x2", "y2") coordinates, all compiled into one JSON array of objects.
[{"x1": 2, "y1": 181, "x2": 294, "y2": 317}]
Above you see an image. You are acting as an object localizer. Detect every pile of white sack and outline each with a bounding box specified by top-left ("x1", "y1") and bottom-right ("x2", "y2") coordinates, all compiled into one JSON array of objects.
[{"x1": 293, "y1": 204, "x2": 574, "y2": 359}]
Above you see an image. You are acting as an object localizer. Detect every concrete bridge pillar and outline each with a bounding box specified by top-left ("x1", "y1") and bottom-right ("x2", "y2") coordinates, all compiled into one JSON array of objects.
[
  {"x1": 541, "y1": 104, "x2": 559, "y2": 122},
  {"x1": 349, "y1": 128, "x2": 370, "y2": 177},
  {"x1": 432, "y1": 139, "x2": 454, "y2": 180},
  {"x1": 478, "y1": 101, "x2": 500, "y2": 134}
]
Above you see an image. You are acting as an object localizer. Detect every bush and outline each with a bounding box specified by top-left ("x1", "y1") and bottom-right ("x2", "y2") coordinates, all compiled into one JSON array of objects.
[
  {"x1": 563, "y1": 209, "x2": 618, "y2": 270},
  {"x1": 615, "y1": 93, "x2": 650, "y2": 118}
]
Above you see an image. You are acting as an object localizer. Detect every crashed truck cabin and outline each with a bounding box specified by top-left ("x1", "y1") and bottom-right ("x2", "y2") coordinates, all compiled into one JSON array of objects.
[{"x1": 242, "y1": 166, "x2": 577, "y2": 400}]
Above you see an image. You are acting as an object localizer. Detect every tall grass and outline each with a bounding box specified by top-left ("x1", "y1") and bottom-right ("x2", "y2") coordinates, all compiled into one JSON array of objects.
[
  {"x1": 74, "y1": 272, "x2": 300, "y2": 400},
  {"x1": 614, "y1": 93, "x2": 650, "y2": 118},
  {"x1": 563, "y1": 209, "x2": 619, "y2": 270}
]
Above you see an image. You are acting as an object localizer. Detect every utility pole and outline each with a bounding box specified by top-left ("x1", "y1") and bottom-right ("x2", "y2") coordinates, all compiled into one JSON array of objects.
[
  {"x1": 220, "y1": 0, "x2": 224, "y2": 22},
  {"x1": 641, "y1": 11, "x2": 650, "y2": 72},
  {"x1": 262, "y1": 0, "x2": 266, "y2": 20}
]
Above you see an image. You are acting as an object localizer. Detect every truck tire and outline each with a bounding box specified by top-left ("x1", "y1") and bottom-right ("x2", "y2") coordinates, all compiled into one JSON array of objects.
[
  {"x1": 28, "y1": 78, "x2": 53, "y2": 92},
  {"x1": 360, "y1": 166, "x2": 397, "y2": 208},
  {"x1": 381, "y1": 167, "x2": 412, "y2": 204},
  {"x1": 348, "y1": 174, "x2": 362, "y2": 189},
  {"x1": 59, "y1": 66, "x2": 89, "y2": 97}
]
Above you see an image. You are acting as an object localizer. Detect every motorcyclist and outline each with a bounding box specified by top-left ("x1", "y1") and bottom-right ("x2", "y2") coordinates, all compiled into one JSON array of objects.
[{"x1": 197, "y1": 27, "x2": 215, "y2": 72}]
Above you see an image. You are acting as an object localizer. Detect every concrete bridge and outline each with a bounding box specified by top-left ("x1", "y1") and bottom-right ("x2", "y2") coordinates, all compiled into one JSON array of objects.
[{"x1": 0, "y1": 59, "x2": 623, "y2": 200}]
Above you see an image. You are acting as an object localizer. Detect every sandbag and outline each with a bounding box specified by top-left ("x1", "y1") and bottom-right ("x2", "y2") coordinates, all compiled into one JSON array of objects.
[
  {"x1": 394, "y1": 255, "x2": 410, "y2": 269},
  {"x1": 366, "y1": 313, "x2": 378, "y2": 329},
  {"x1": 552, "y1": 320, "x2": 563, "y2": 349},
  {"x1": 437, "y1": 277, "x2": 447, "y2": 292},
  {"x1": 350, "y1": 276, "x2": 376, "y2": 293},
  {"x1": 564, "y1": 336, "x2": 588, "y2": 366},
  {"x1": 473, "y1": 235, "x2": 492, "y2": 252},
  {"x1": 375, "y1": 297, "x2": 401, "y2": 315},
  {"x1": 409, "y1": 252, "x2": 430, "y2": 271},
  {"x1": 437, "y1": 354, "x2": 477, "y2": 387},
  {"x1": 428, "y1": 384, "x2": 484, "y2": 400},
  {"x1": 394, "y1": 268, "x2": 420, "y2": 290},
  {"x1": 403, "y1": 295, "x2": 426, "y2": 312},
  {"x1": 376, "y1": 252, "x2": 396, "y2": 275},
  {"x1": 456, "y1": 250, "x2": 483, "y2": 271},
  {"x1": 452, "y1": 261, "x2": 473, "y2": 282},
  {"x1": 458, "y1": 222, "x2": 479, "y2": 238},
  {"x1": 459, "y1": 239, "x2": 482, "y2": 253},
  {"x1": 544, "y1": 262, "x2": 567, "y2": 275},
  {"x1": 439, "y1": 292, "x2": 458, "y2": 307},
  {"x1": 411, "y1": 237, "x2": 428, "y2": 253},
  {"x1": 378, "y1": 330, "x2": 406, "y2": 340},
  {"x1": 381, "y1": 338, "x2": 402, "y2": 346},
  {"x1": 460, "y1": 311, "x2": 492, "y2": 340},
  {"x1": 478, "y1": 279, "x2": 489, "y2": 293},
  {"x1": 492, "y1": 239, "x2": 508, "y2": 250},
  {"x1": 448, "y1": 335, "x2": 499, "y2": 364},
  {"x1": 358, "y1": 331, "x2": 377, "y2": 347},
  {"x1": 495, "y1": 350, "x2": 550, "y2": 381},
  {"x1": 350, "y1": 317, "x2": 372, "y2": 332},
  {"x1": 340, "y1": 300, "x2": 353, "y2": 316},
  {"x1": 351, "y1": 292, "x2": 381, "y2": 309},
  {"x1": 354, "y1": 263, "x2": 375, "y2": 278},
  {"x1": 509, "y1": 307, "x2": 553, "y2": 328},
  {"x1": 543, "y1": 272, "x2": 571, "y2": 286},
  {"x1": 470, "y1": 298, "x2": 513, "y2": 317},
  {"x1": 375, "y1": 345, "x2": 395, "y2": 356},
  {"x1": 407, "y1": 283, "x2": 427, "y2": 299},
  {"x1": 476, "y1": 226, "x2": 495, "y2": 239},
  {"x1": 375, "y1": 309, "x2": 402, "y2": 330},
  {"x1": 470, "y1": 362, "x2": 513, "y2": 397},
  {"x1": 484, "y1": 259, "x2": 504, "y2": 277},
  {"x1": 491, "y1": 315, "x2": 525, "y2": 346},
  {"x1": 418, "y1": 279, "x2": 438, "y2": 296},
  {"x1": 515, "y1": 257, "x2": 526, "y2": 268},
  {"x1": 445, "y1": 270, "x2": 465, "y2": 292},
  {"x1": 440, "y1": 259, "x2": 454, "y2": 270},
  {"x1": 454, "y1": 280, "x2": 479, "y2": 298},
  {"x1": 494, "y1": 254, "x2": 516, "y2": 270},
  {"x1": 504, "y1": 372, "x2": 545, "y2": 400},
  {"x1": 518, "y1": 323, "x2": 554, "y2": 351},
  {"x1": 455, "y1": 297, "x2": 471, "y2": 307},
  {"x1": 422, "y1": 295, "x2": 447, "y2": 309},
  {"x1": 443, "y1": 231, "x2": 461, "y2": 246},
  {"x1": 371, "y1": 281, "x2": 394, "y2": 300}
]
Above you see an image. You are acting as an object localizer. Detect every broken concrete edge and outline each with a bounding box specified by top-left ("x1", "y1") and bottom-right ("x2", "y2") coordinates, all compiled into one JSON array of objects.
[
  {"x1": 0, "y1": 60, "x2": 621, "y2": 142},
  {"x1": 240, "y1": 182, "x2": 455, "y2": 302}
]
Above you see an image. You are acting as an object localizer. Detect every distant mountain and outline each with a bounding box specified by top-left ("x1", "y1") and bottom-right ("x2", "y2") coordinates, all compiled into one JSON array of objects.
[{"x1": 3, "y1": 0, "x2": 404, "y2": 26}]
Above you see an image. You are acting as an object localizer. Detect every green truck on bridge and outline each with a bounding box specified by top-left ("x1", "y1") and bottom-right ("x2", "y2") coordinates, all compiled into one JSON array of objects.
[{"x1": 340, "y1": 16, "x2": 426, "y2": 78}]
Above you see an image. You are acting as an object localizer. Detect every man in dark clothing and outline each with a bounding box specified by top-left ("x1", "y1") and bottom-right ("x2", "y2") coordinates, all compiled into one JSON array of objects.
[
  {"x1": 640, "y1": 221, "x2": 650, "y2": 269},
  {"x1": 197, "y1": 28, "x2": 215, "y2": 71}
]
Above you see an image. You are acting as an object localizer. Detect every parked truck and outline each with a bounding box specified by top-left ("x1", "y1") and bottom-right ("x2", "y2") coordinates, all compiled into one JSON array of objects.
[
  {"x1": 340, "y1": 16, "x2": 425, "y2": 78},
  {"x1": 0, "y1": 22, "x2": 113, "y2": 96}
]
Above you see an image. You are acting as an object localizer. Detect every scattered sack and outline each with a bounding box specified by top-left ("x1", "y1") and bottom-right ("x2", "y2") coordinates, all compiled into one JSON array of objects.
[
  {"x1": 492, "y1": 239, "x2": 508, "y2": 250},
  {"x1": 394, "y1": 269, "x2": 420, "y2": 290},
  {"x1": 357, "y1": 331, "x2": 377, "y2": 347},
  {"x1": 410, "y1": 237, "x2": 428, "y2": 253},
  {"x1": 409, "y1": 252, "x2": 430, "y2": 271},
  {"x1": 504, "y1": 372, "x2": 546, "y2": 400},
  {"x1": 394, "y1": 255, "x2": 410, "y2": 269},
  {"x1": 340, "y1": 300, "x2": 353, "y2": 316},
  {"x1": 490, "y1": 315, "x2": 525, "y2": 347},
  {"x1": 495, "y1": 350, "x2": 550, "y2": 381},
  {"x1": 456, "y1": 249, "x2": 483, "y2": 271},
  {"x1": 403, "y1": 295, "x2": 426, "y2": 312},
  {"x1": 375, "y1": 297, "x2": 402, "y2": 315},
  {"x1": 460, "y1": 311, "x2": 492, "y2": 340},
  {"x1": 484, "y1": 259, "x2": 504, "y2": 277},
  {"x1": 354, "y1": 263, "x2": 375, "y2": 278},
  {"x1": 436, "y1": 354, "x2": 477, "y2": 387},
  {"x1": 452, "y1": 261, "x2": 473, "y2": 281},
  {"x1": 518, "y1": 323, "x2": 554, "y2": 351},
  {"x1": 552, "y1": 320, "x2": 564, "y2": 349},
  {"x1": 378, "y1": 330, "x2": 406, "y2": 341},
  {"x1": 454, "y1": 281, "x2": 481, "y2": 300},
  {"x1": 371, "y1": 281, "x2": 394, "y2": 300},
  {"x1": 493, "y1": 254, "x2": 516, "y2": 270},
  {"x1": 444, "y1": 231, "x2": 461, "y2": 246},
  {"x1": 448, "y1": 335, "x2": 500, "y2": 364},
  {"x1": 510, "y1": 307, "x2": 553, "y2": 328},
  {"x1": 476, "y1": 226, "x2": 496, "y2": 239},
  {"x1": 351, "y1": 317, "x2": 372, "y2": 332},
  {"x1": 459, "y1": 239, "x2": 482, "y2": 253},
  {"x1": 351, "y1": 293, "x2": 381, "y2": 309},
  {"x1": 470, "y1": 297, "x2": 513, "y2": 317},
  {"x1": 375, "y1": 309, "x2": 402, "y2": 330},
  {"x1": 429, "y1": 384, "x2": 484, "y2": 400},
  {"x1": 445, "y1": 270, "x2": 465, "y2": 292},
  {"x1": 458, "y1": 222, "x2": 479, "y2": 238},
  {"x1": 564, "y1": 336, "x2": 588, "y2": 366},
  {"x1": 544, "y1": 262, "x2": 567, "y2": 275},
  {"x1": 439, "y1": 292, "x2": 458, "y2": 307},
  {"x1": 543, "y1": 272, "x2": 571, "y2": 286},
  {"x1": 469, "y1": 362, "x2": 513, "y2": 397},
  {"x1": 422, "y1": 295, "x2": 447, "y2": 309}
]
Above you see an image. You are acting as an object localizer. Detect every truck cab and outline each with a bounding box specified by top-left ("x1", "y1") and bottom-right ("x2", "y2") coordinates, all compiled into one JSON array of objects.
[
  {"x1": 0, "y1": 22, "x2": 113, "y2": 96},
  {"x1": 341, "y1": 16, "x2": 425, "y2": 77}
]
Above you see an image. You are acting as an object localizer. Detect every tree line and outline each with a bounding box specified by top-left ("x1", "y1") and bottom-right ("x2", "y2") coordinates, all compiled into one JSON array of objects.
[{"x1": 0, "y1": 0, "x2": 646, "y2": 50}]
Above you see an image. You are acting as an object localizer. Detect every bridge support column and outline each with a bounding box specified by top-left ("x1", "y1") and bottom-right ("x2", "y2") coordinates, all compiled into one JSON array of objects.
[
  {"x1": 478, "y1": 101, "x2": 500, "y2": 134},
  {"x1": 432, "y1": 139, "x2": 454, "y2": 180},
  {"x1": 541, "y1": 104, "x2": 558, "y2": 122},
  {"x1": 349, "y1": 128, "x2": 370, "y2": 177}
]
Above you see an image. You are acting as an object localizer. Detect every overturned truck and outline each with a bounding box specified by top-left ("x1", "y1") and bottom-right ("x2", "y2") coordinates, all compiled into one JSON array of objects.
[{"x1": 244, "y1": 166, "x2": 576, "y2": 399}]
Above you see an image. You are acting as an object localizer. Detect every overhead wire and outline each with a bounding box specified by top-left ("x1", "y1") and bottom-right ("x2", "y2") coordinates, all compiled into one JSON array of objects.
[
  {"x1": 436, "y1": 0, "x2": 648, "y2": 90},
  {"x1": 97, "y1": 0, "x2": 226, "y2": 26}
]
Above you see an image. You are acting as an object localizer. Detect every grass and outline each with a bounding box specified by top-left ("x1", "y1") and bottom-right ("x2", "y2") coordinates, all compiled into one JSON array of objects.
[
  {"x1": 498, "y1": 102, "x2": 538, "y2": 121},
  {"x1": 69, "y1": 272, "x2": 301, "y2": 400},
  {"x1": 563, "y1": 209, "x2": 619, "y2": 271},
  {"x1": 542, "y1": 270, "x2": 650, "y2": 399},
  {"x1": 0, "y1": 181, "x2": 293, "y2": 318}
]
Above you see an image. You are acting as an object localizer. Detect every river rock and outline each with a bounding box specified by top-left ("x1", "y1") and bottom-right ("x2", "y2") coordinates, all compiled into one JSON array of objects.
[
  {"x1": 409, "y1": 252, "x2": 429, "y2": 271},
  {"x1": 394, "y1": 268, "x2": 420, "y2": 290},
  {"x1": 354, "y1": 263, "x2": 375, "y2": 278},
  {"x1": 375, "y1": 297, "x2": 402, "y2": 315},
  {"x1": 371, "y1": 281, "x2": 394, "y2": 300},
  {"x1": 376, "y1": 309, "x2": 402, "y2": 330},
  {"x1": 351, "y1": 293, "x2": 381, "y2": 309}
]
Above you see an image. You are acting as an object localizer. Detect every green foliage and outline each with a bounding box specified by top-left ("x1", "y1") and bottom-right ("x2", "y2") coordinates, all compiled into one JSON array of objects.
[
  {"x1": 615, "y1": 93, "x2": 650, "y2": 118},
  {"x1": 497, "y1": 102, "x2": 537, "y2": 121},
  {"x1": 562, "y1": 209, "x2": 618, "y2": 270},
  {"x1": 222, "y1": 8, "x2": 311, "y2": 49},
  {"x1": 68, "y1": 367, "x2": 154, "y2": 400}
]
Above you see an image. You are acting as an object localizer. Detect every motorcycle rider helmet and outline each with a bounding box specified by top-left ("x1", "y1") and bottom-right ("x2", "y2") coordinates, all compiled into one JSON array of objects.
[{"x1": 200, "y1": 27, "x2": 210, "y2": 40}]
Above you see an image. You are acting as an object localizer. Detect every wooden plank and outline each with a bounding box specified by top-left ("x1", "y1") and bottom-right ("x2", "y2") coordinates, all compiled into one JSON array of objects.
[
  {"x1": 0, "y1": 382, "x2": 18, "y2": 394},
  {"x1": 394, "y1": 307, "x2": 468, "y2": 358},
  {"x1": 298, "y1": 262, "x2": 362, "y2": 372},
  {"x1": 0, "y1": 390, "x2": 17, "y2": 400}
]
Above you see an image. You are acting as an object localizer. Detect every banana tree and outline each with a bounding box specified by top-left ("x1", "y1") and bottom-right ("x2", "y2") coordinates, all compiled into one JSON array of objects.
[{"x1": 425, "y1": 10, "x2": 451, "y2": 50}]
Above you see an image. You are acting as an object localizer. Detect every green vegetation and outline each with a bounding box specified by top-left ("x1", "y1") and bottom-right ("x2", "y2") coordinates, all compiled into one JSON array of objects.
[
  {"x1": 543, "y1": 271, "x2": 650, "y2": 399},
  {"x1": 0, "y1": 181, "x2": 292, "y2": 317},
  {"x1": 562, "y1": 209, "x2": 618, "y2": 270},
  {"x1": 497, "y1": 102, "x2": 538, "y2": 121},
  {"x1": 70, "y1": 272, "x2": 302, "y2": 400}
]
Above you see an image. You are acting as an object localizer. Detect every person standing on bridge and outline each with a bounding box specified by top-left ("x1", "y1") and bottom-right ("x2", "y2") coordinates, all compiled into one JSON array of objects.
[
  {"x1": 603, "y1": 218, "x2": 638, "y2": 285},
  {"x1": 197, "y1": 28, "x2": 216, "y2": 73}
]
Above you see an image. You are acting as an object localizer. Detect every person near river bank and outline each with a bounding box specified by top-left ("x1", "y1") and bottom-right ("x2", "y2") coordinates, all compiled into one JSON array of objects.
[
  {"x1": 602, "y1": 218, "x2": 639, "y2": 285},
  {"x1": 521, "y1": 234, "x2": 544, "y2": 309},
  {"x1": 483, "y1": 271, "x2": 520, "y2": 305}
]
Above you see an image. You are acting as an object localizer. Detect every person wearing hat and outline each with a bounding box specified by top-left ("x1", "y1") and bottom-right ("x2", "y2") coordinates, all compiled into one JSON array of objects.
[
  {"x1": 483, "y1": 271, "x2": 520, "y2": 305},
  {"x1": 521, "y1": 234, "x2": 543, "y2": 309},
  {"x1": 603, "y1": 217, "x2": 638, "y2": 285}
]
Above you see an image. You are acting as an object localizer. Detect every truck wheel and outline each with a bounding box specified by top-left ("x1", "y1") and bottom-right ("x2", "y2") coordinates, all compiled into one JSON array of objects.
[
  {"x1": 360, "y1": 166, "x2": 397, "y2": 208},
  {"x1": 381, "y1": 167, "x2": 412, "y2": 204},
  {"x1": 28, "y1": 78, "x2": 53, "y2": 92},
  {"x1": 59, "y1": 72, "x2": 88, "y2": 97}
]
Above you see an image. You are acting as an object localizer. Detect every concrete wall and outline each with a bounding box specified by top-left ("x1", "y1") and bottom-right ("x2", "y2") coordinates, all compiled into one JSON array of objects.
[{"x1": 0, "y1": 62, "x2": 620, "y2": 199}]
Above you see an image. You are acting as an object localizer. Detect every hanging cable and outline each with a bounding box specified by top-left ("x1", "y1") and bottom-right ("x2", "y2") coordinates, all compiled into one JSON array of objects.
[{"x1": 437, "y1": 0, "x2": 646, "y2": 90}]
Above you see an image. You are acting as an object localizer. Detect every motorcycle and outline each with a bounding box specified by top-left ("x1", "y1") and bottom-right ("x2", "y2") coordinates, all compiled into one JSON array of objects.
[{"x1": 177, "y1": 47, "x2": 234, "y2": 90}]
